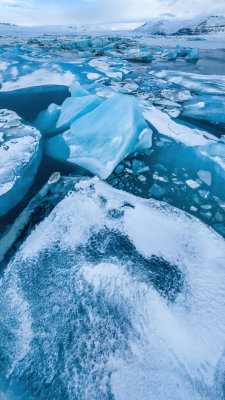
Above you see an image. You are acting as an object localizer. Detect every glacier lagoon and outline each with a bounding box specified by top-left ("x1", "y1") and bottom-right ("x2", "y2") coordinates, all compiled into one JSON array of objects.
[{"x1": 0, "y1": 27, "x2": 225, "y2": 400}]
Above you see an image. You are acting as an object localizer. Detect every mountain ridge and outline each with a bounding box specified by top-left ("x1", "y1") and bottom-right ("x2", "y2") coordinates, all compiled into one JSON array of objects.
[{"x1": 136, "y1": 15, "x2": 225, "y2": 35}]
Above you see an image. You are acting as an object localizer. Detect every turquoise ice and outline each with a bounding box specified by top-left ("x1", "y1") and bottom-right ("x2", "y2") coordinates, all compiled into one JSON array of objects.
[
  {"x1": 46, "y1": 95, "x2": 152, "y2": 179},
  {"x1": 0, "y1": 109, "x2": 41, "y2": 216},
  {"x1": 182, "y1": 95, "x2": 225, "y2": 126}
]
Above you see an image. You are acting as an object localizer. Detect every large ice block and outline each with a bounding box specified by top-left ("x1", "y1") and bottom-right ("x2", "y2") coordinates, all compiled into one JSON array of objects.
[
  {"x1": 0, "y1": 109, "x2": 41, "y2": 216},
  {"x1": 46, "y1": 95, "x2": 152, "y2": 179}
]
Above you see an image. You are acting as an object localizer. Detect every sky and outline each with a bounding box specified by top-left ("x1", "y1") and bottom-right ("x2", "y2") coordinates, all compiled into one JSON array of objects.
[{"x1": 0, "y1": 0, "x2": 225, "y2": 26}]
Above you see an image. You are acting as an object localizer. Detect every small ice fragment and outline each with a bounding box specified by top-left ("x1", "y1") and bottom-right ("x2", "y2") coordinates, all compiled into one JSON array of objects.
[
  {"x1": 201, "y1": 204, "x2": 212, "y2": 210},
  {"x1": 186, "y1": 180, "x2": 200, "y2": 189},
  {"x1": 132, "y1": 160, "x2": 146, "y2": 175},
  {"x1": 125, "y1": 168, "x2": 133, "y2": 174},
  {"x1": 199, "y1": 190, "x2": 209, "y2": 199},
  {"x1": 149, "y1": 184, "x2": 166, "y2": 197},
  {"x1": 115, "y1": 165, "x2": 125, "y2": 175},
  {"x1": 87, "y1": 73, "x2": 101, "y2": 80},
  {"x1": 215, "y1": 212, "x2": 223, "y2": 222},
  {"x1": 48, "y1": 172, "x2": 61, "y2": 185},
  {"x1": 197, "y1": 170, "x2": 212, "y2": 186},
  {"x1": 137, "y1": 175, "x2": 147, "y2": 182}
]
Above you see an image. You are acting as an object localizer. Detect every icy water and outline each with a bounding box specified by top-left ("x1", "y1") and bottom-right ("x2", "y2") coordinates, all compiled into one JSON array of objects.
[{"x1": 0, "y1": 32, "x2": 225, "y2": 400}]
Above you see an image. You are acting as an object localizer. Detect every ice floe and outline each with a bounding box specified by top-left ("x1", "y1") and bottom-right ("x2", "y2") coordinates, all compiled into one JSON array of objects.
[
  {"x1": 46, "y1": 95, "x2": 152, "y2": 179},
  {"x1": 140, "y1": 101, "x2": 215, "y2": 146},
  {"x1": 149, "y1": 70, "x2": 225, "y2": 95},
  {"x1": 0, "y1": 109, "x2": 41, "y2": 216},
  {"x1": 182, "y1": 95, "x2": 225, "y2": 126}
]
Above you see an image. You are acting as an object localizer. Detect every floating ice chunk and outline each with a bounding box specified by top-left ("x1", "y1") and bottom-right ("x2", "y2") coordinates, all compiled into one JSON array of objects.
[
  {"x1": 162, "y1": 49, "x2": 178, "y2": 60},
  {"x1": 165, "y1": 108, "x2": 181, "y2": 118},
  {"x1": 185, "y1": 179, "x2": 200, "y2": 189},
  {"x1": 115, "y1": 164, "x2": 125, "y2": 174},
  {"x1": 87, "y1": 73, "x2": 101, "y2": 80},
  {"x1": 48, "y1": 171, "x2": 61, "y2": 185},
  {"x1": 161, "y1": 88, "x2": 192, "y2": 102},
  {"x1": 0, "y1": 109, "x2": 41, "y2": 216},
  {"x1": 1, "y1": 177, "x2": 225, "y2": 399},
  {"x1": 35, "y1": 103, "x2": 62, "y2": 136},
  {"x1": 176, "y1": 45, "x2": 189, "y2": 57},
  {"x1": 47, "y1": 95, "x2": 152, "y2": 179},
  {"x1": 75, "y1": 39, "x2": 92, "y2": 50},
  {"x1": 140, "y1": 101, "x2": 214, "y2": 146},
  {"x1": 89, "y1": 57, "x2": 128, "y2": 81},
  {"x1": 138, "y1": 174, "x2": 147, "y2": 182},
  {"x1": 123, "y1": 48, "x2": 154, "y2": 63},
  {"x1": 182, "y1": 95, "x2": 225, "y2": 126},
  {"x1": 154, "y1": 99, "x2": 181, "y2": 108},
  {"x1": 197, "y1": 170, "x2": 212, "y2": 186},
  {"x1": 185, "y1": 48, "x2": 199, "y2": 61},
  {"x1": 69, "y1": 81, "x2": 90, "y2": 97},
  {"x1": 132, "y1": 160, "x2": 147, "y2": 175},
  {"x1": 56, "y1": 95, "x2": 102, "y2": 131},
  {"x1": 149, "y1": 184, "x2": 166, "y2": 197},
  {"x1": 198, "y1": 142, "x2": 225, "y2": 178},
  {"x1": 215, "y1": 212, "x2": 223, "y2": 222},
  {"x1": 122, "y1": 82, "x2": 139, "y2": 93},
  {"x1": 149, "y1": 70, "x2": 225, "y2": 95},
  {"x1": 91, "y1": 37, "x2": 109, "y2": 48}
]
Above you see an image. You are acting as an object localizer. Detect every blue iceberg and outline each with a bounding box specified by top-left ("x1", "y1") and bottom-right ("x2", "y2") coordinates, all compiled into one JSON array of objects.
[
  {"x1": 46, "y1": 95, "x2": 152, "y2": 179},
  {"x1": 56, "y1": 94, "x2": 103, "y2": 131},
  {"x1": 35, "y1": 103, "x2": 62, "y2": 137},
  {"x1": 185, "y1": 48, "x2": 199, "y2": 61},
  {"x1": 69, "y1": 81, "x2": 90, "y2": 97}
]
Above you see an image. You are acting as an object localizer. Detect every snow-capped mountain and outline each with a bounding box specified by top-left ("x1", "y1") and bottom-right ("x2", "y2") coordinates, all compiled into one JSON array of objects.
[
  {"x1": 135, "y1": 19, "x2": 192, "y2": 35},
  {"x1": 136, "y1": 15, "x2": 225, "y2": 35},
  {"x1": 175, "y1": 16, "x2": 225, "y2": 35}
]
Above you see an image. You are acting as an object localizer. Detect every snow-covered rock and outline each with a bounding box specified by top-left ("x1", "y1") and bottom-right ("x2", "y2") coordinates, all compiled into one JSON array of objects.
[
  {"x1": 0, "y1": 109, "x2": 41, "y2": 216},
  {"x1": 46, "y1": 95, "x2": 152, "y2": 179}
]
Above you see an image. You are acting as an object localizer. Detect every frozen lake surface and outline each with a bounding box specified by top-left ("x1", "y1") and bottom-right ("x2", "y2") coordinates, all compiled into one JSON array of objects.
[{"x1": 0, "y1": 27, "x2": 225, "y2": 400}]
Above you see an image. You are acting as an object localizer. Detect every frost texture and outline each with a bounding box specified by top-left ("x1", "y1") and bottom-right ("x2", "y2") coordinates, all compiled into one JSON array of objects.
[{"x1": 0, "y1": 178, "x2": 225, "y2": 400}]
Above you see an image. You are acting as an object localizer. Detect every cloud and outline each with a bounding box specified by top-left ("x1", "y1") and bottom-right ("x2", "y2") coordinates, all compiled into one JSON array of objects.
[
  {"x1": 0, "y1": 0, "x2": 30, "y2": 6},
  {"x1": 0, "y1": 0, "x2": 224, "y2": 25}
]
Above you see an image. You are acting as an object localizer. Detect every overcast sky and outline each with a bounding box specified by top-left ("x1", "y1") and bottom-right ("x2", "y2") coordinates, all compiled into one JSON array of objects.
[{"x1": 0, "y1": 0, "x2": 225, "y2": 26}]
